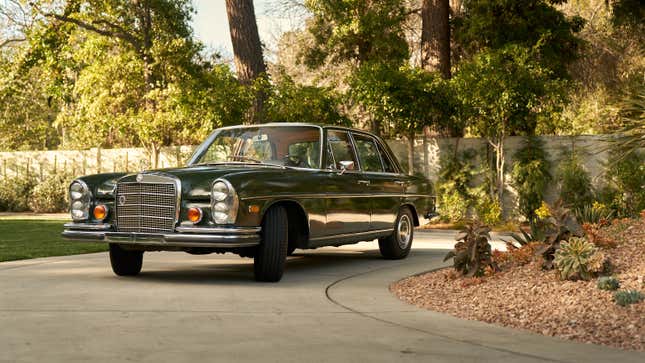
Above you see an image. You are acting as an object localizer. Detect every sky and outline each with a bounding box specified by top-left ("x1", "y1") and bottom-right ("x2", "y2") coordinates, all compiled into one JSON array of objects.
[{"x1": 191, "y1": 0, "x2": 305, "y2": 60}]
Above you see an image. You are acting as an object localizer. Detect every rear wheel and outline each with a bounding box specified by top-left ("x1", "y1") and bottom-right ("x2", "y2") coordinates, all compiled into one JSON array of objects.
[
  {"x1": 254, "y1": 206, "x2": 288, "y2": 282},
  {"x1": 109, "y1": 244, "x2": 143, "y2": 276},
  {"x1": 378, "y1": 207, "x2": 414, "y2": 260}
]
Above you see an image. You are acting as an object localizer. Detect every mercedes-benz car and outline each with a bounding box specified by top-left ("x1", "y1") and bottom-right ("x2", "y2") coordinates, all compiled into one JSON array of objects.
[{"x1": 62, "y1": 123, "x2": 436, "y2": 282}]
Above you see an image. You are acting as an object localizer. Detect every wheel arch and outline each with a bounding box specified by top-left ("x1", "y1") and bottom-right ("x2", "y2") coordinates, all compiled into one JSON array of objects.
[
  {"x1": 400, "y1": 203, "x2": 420, "y2": 227},
  {"x1": 261, "y1": 199, "x2": 310, "y2": 249}
]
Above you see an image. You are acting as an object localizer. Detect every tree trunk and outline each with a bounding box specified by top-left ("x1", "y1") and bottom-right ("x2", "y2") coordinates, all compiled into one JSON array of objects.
[
  {"x1": 407, "y1": 131, "x2": 415, "y2": 176},
  {"x1": 225, "y1": 0, "x2": 266, "y2": 124},
  {"x1": 420, "y1": 0, "x2": 450, "y2": 79}
]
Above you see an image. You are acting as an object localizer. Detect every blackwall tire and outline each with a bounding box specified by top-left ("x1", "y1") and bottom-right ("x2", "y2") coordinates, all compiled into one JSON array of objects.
[
  {"x1": 254, "y1": 206, "x2": 288, "y2": 282},
  {"x1": 378, "y1": 207, "x2": 414, "y2": 260},
  {"x1": 109, "y1": 243, "x2": 143, "y2": 276}
]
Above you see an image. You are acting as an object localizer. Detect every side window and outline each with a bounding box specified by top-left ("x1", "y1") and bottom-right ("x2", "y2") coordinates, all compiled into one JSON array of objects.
[
  {"x1": 352, "y1": 134, "x2": 384, "y2": 173},
  {"x1": 326, "y1": 130, "x2": 358, "y2": 170},
  {"x1": 378, "y1": 143, "x2": 397, "y2": 173},
  {"x1": 287, "y1": 141, "x2": 320, "y2": 168}
]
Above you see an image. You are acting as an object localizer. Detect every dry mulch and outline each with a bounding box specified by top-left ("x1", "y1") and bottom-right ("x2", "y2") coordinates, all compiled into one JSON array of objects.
[{"x1": 392, "y1": 218, "x2": 645, "y2": 351}]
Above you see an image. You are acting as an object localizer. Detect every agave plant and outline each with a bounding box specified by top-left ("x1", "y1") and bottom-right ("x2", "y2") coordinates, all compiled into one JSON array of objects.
[
  {"x1": 574, "y1": 204, "x2": 615, "y2": 225},
  {"x1": 502, "y1": 222, "x2": 545, "y2": 249},
  {"x1": 444, "y1": 220, "x2": 499, "y2": 277}
]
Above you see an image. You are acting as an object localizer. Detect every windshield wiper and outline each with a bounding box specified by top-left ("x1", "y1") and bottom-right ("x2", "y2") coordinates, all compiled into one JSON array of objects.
[{"x1": 228, "y1": 155, "x2": 262, "y2": 163}]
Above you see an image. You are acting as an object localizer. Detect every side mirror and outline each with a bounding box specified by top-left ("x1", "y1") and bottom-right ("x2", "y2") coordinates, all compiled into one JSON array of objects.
[{"x1": 338, "y1": 160, "x2": 354, "y2": 175}]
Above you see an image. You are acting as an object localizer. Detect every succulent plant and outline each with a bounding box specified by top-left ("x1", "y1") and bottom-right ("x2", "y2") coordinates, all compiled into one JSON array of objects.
[
  {"x1": 534, "y1": 200, "x2": 583, "y2": 269},
  {"x1": 597, "y1": 276, "x2": 620, "y2": 291},
  {"x1": 502, "y1": 222, "x2": 545, "y2": 249},
  {"x1": 553, "y1": 237, "x2": 607, "y2": 281},
  {"x1": 614, "y1": 290, "x2": 644, "y2": 307},
  {"x1": 444, "y1": 220, "x2": 499, "y2": 277}
]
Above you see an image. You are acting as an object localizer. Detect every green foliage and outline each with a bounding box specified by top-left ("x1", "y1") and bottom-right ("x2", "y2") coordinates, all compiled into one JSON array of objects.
[
  {"x1": 0, "y1": 176, "x2": 37, "y2": 212},
  {"x1": 455, "y1": 0, "x2": 585, "y2": 77},
  {"x1": 436, "y1": 148, "x2": 477, "y2": 222},
  {"x1": 443, "y1": 220, "x2": 499, "y2": 277},
  {"x1": 608, "y1": 0, "x2": 645, "y2": 28},
  {"x1": 264, "y1": 74, "x2": 349, "y2": 126},
  {"x1": 350, "y1": 64, "x2": 455, "y2": 136},
  {"x1": 600, "y1": 149, "x2": 645, "y2": 217},
  {"x1": 472, "y1": 191, "x2": 502, "y2": 226},
  {"x1": 28, "y1": 172, "x2": 74, "y2": 213},
  {"x1": 511, "y1": 137, "x2": 551, "y2": 221},
  {"x1": 574, "y1": 203, "x2": 614, "y2": 224},
  {"x1": 302, "y1": 0, "x2": 409, "y2": 67},
  {"x1": 556, "y1": 154, "x2": 594, "y2": 210},
  {"x1": 597, "y1": 276, "x2": 620, "y2": 291},
  {"x1": 554, "y1": 237, "x2": 607, "y2": 280},
  {"x1": 502, "y1": 223, "x2": 545, "y2": 249},
  {"x1": 613, "y1": 290, "x2": 644, "y2": 306}
]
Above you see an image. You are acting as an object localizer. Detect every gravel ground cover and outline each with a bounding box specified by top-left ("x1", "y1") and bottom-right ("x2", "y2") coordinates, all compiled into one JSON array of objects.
[{"x1": 392, "y1": 218, "x2": 645, "y2": 351}]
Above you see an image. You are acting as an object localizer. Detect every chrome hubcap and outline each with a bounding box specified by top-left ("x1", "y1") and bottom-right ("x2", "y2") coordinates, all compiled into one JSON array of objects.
[{"x1": 397, "y1": 215, "x2": 411, "y2": 249}]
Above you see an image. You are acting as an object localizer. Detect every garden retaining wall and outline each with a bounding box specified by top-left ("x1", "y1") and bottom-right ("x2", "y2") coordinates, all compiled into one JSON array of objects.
[{"x1": 0, "y1": 135, "x2": 625, "y2": 216}]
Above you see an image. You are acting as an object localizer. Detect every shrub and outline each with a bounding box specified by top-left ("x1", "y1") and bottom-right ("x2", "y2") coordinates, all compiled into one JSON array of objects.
[
  {"x1": 436, "y1": 148, "x2": 476, "y2": 222},
  {"x1": 511, "y1": 137, "x2": 551, "y2": 221},
  {"x1": 556, "y1": 154, "x2": 594, "y2": 210},
  {"x1": 443, "y1": 220, "x2": 499, "y2": 277},
  {"x1": 29, "y1": 173, "x2": 71, "y2": 213},
  {"x1": 597, "y1": 276, "x2": 620, "y2": 291},
  {"x1": 534, "y1": 200, "x2": 584, "y2": 269},
  {"x1": 574, "y1": 202, "x2": 614, "y2": 224},
  {"x1": 0, "y1": 175, "x2": 37, "y2": 212},
  {"x1": 553, "y1": 237, "x2": 608, "y2": 281},
  {"x1": 472, "y1": 192, "x2": 502, "y2": 226},
  {"x1": 601, "y1": 150, "x2": 645, "y2": 217},
  {"x1": 438, "y1": 186, "x2": 469, "y2": 222},
  {"x1": 614, "y1": 290, "x2": 644, "y2": 306}
]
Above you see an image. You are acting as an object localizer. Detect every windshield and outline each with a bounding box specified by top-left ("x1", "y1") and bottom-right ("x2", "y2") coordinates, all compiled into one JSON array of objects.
[{"x1": 192, "y1": 126, "x2": 322, "y2": 169}]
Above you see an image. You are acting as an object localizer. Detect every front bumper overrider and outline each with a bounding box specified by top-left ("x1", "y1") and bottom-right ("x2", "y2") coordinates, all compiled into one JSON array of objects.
[{"x1": 62, "y1": 223, "x2": 261, "y2": 248}]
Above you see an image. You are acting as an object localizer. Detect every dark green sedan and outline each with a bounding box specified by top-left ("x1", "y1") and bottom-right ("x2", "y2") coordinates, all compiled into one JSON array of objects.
[{"x1": 63, "y1": 123, "x2": 436, "y2": 282}]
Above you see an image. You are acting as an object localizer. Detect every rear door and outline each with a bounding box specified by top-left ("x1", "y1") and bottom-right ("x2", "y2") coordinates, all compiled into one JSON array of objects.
[{"x1": 351, "y1": 132, "x2": 403, "y2": 231}]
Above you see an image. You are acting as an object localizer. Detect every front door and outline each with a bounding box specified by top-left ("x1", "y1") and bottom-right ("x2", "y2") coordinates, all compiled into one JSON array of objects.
[{"x1": 322, "y1": 130, "x2": 370, "y2": 236}]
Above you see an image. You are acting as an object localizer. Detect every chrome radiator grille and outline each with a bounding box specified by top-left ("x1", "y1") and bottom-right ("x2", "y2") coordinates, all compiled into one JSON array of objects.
[{"x1": 115, "y1": 182, "x2": 177, "y2": 233}]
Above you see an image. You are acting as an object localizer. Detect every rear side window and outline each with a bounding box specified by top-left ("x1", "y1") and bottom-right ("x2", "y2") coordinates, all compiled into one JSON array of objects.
[
  {"x1": 352, "y1": 133, "x2": 384, "y2": 172},
  {"x1": 378, "y1": 143, "x2": 397, "y2": 173}
]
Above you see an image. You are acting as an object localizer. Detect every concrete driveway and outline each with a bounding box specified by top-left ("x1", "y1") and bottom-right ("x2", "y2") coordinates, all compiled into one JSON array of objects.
[{"x1": 1, "y1": 231, "x2": 642, "y2": 363}]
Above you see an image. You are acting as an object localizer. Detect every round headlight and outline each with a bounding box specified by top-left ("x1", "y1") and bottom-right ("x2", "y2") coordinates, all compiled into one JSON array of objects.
[
  {"x1": 213, "y1": 212, "x2": 229, "y2": 224},
  {"x1": 72, "y1": 201, "x2": 84, "y2": 210},
  {"x1": 70, "y1": 180, "x2": 90, "y2": 221},
  {"x1": 212, "y1": 181, "x2": 229, "y2": 201}
]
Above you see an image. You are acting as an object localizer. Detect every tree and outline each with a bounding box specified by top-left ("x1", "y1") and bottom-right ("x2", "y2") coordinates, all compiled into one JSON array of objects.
[
  {"x1": 453, "y1": 45, "x2": 566, "y2": 204},
  {"x1": 264, "y1": 73, "x2": 349, "y2": 126},
  {"x1": 225, "y1": 0, "x2": 267, "y2": 124},
  {"x1": 421, "y1": 0, "x2": 450, "y2": 78},
  {"x1": 301, "y1": 0, "x2": 410, "y2": 135},
  {"x1": 351, "y1": 64, "x2": 454, "y2": 174},
  {"x1": 454, "y1": 0, "x2": 585, "y2": 78}
]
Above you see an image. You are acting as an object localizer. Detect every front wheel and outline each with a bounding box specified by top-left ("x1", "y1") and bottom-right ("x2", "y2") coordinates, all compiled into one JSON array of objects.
[
  {"x1": 109, "y1": 244, "x2": 143, "y2": 276},
  {"x1": 378, "y1": 207, "x2": 414, "y2": 260},
  {"x1": 254, "y1": 206, "x2": 288, "y2": 282}
]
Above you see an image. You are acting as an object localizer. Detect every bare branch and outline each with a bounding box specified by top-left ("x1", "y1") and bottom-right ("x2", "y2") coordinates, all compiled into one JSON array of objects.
[{"x1": 0, "y1": 37, "x2": 26, "y2": 48}]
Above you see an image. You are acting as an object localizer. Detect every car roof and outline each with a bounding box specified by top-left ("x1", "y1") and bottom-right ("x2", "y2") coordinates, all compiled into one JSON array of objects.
[{"x1": 218, "y1": 122, "x2": 376, "y2": 137}]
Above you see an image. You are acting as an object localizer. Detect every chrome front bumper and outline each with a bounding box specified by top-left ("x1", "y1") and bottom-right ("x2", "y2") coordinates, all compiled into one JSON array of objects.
[{"x1": 62, "y1": 223, "x2": 261, "y2": 248}]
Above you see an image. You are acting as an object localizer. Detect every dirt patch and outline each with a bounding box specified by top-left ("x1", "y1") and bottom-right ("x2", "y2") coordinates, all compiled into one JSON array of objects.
[{"x1": 392, "y1": 219, "x2": 645, "y2": 351}]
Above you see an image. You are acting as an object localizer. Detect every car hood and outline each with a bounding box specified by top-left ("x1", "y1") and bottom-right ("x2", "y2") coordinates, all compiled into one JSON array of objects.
[{"x1": 115, "y1": 164, "x2": 289, "y2": 200}]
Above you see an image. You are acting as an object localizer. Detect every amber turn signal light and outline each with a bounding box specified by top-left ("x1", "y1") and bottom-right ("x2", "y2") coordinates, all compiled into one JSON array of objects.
[
  {"x1": 187, "y1": 207, "x2": 203, "y2": 223},
  {"x1": 248, "y1": 205, "x2": 260, "y2": 214},
  {"x1": 93, "y1": 204, "x2": 108, "y2": 220}
]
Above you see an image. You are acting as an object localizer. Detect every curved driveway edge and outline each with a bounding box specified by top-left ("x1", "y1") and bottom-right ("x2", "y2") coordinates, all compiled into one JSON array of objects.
[{"x1": 1, "y1": 237, "x2": 643, "y2": 363}]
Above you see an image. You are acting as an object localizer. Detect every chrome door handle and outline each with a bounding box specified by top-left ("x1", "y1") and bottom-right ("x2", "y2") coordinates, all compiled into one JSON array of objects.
[{"x1": 357, "y1": 180, "x2": 371, "y2": 185}]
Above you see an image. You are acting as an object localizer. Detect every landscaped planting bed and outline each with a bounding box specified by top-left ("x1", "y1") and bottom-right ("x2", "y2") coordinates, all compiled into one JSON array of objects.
[{"x1": 392, "y1": 217, "x2": 644, "y2": 351}]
